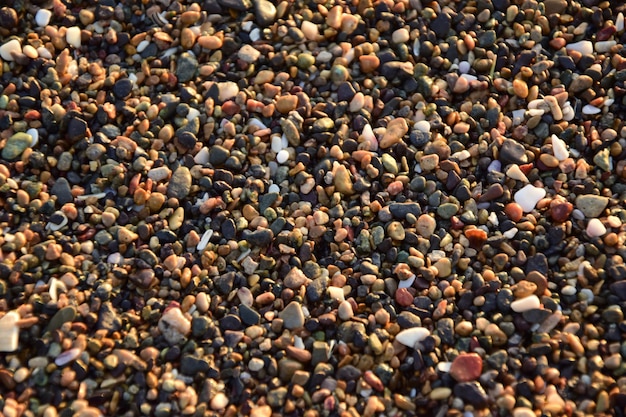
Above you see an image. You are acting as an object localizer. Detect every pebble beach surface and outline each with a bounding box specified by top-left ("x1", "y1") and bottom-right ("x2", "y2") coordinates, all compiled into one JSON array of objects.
[{"x1": 0, "y1": 0, "x2": 626, "y2": 416}]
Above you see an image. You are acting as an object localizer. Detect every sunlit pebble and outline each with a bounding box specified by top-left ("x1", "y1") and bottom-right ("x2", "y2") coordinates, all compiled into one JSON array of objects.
[
  {"x1": 0, "y1": 39, "x2": 21, "y2": 61},
  {"x1": 66, "y1": 26, "x2": 81, "y2": 48},
  {"x1": 586, "y1": 218, "x2": 606, "y2": 237},
  {"x1": 276, "y1": 149, "x2": 289, "y2": 164},
  {"x1": 414, "y1": 120, "x2": 430, "y2": 133},
  {"x1": 27, "y1": 129, "x2": 39, "y2": 147},
  {"x1": 35, "y1": 9, "x2": 52, "y2": 27},
  {"x1": 458, "y1": 61, "x2": 471, "y2": 74},
  {"x1": 268, "y1": 183, "x2": 280, "y2": 193}
]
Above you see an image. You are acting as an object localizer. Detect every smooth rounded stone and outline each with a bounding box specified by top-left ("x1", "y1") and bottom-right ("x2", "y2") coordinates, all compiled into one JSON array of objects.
[
  {"x1": 500, "y1": 139, "x2": 528, "y2": 164},
  {"x1": 0, "y1": 39, "x2": 21, "y2": 61},
  {"x1": 177, "y1": 53, "x2": 198, "y2": 82},
  {"x1": 510, "y1": 295, "x2": 541, "y2": 313},
  {"x1": 420, "y1": 154, "x2": 439, "y2": 171},
  {"x1": 35, "y1": 9, "x2": 52, "y2": 27},
  {"x1": 333, "y1": 165, "x2": 354, "y2": 195},
  {"x1": 66, "y1": 26, "x2": 81, "y2": 48},
  {"x1": 387, "y1": 221, "x2": 405, "y2": 240},
  {"x1": 280, "y1": 301, "x2": 305, "y2": 329},
  {"x1": 46, "y1": 306, "x2": 77, "y2": 332},
  {"x1": 514, "y1": 185, "x2": 546, "y2": 212},
  {"x1": 575, "y1": 195, "x2": 608, "y2": 218},
  {"x1": 380, "y1": 118, "x2": 408, "y2": 148},
  {"x1": 254, "y1": 0, "x2": 276, "y2": 26},
  {"x1": 2, "y1": 132, "x2": 32, "y2": 160},
  {"x1": 449, "y1": 353, "x2": 483, "y2": 382},
  {"x1": 113, "y1": 78, "x2": 132, "y2": 99},
  {"x1": 0, "y1": 311, "x2": 20, "y2": 352},
  {"x1": 551, "y1": 135, "x2": 568, "y2": 161},
  {"x1": 437, "y1": 203, "x2": 458, "y2": 219},
  {"x1": 167, "y1": 166, "x2": 192, "y2": 199},
  {"x1": 416, "y1": 214, "x2": 436, "y2": 238},
  {"x1": 276, "y1": 149, "x2": 289, "y2": 164},
  {"x1": 566, "y1": 40, "x2": 593, "y2": 55},
  {"x1": 210, "y1": 392, "x2": 229, "y2": 410},
  {"x1": 238, "y1": 44, "x2": 261, "y2": 63},
  {"x1": 55, "y1": 347, "x2": 82, "y2": 367},
  {"x1": 395, "y1": 327, "x2": 430, "y2": 348},
  {"x1": 586, "y1": 218, "x2": 606, "y2": 237},
  {"x1": 284, "y1": 267, "x2": 308, "y2": 289},
  {"x1": 158, "y1": 306, "x2": 191, "y2": 344},
  {"x1": 513, "y1": 407, "x2": 536, "y2": 417},
  {"x1": 338, "y1": 300, "x2": 354, "y2": 321},
  {"x1": 569, "y1": 75, "x2": 593, "y2": 93}
]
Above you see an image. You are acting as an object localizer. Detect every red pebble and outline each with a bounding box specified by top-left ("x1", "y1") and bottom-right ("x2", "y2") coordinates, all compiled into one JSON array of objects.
[
  {"x1": 550, "y1": 201, "x2": 573, "y2": 223},
  {"x1": 449, "y1": 353, "x2": 483, "y2": 382},
  {"x1": 395, "y1": 288, "x2": 414, "y2": 307}
]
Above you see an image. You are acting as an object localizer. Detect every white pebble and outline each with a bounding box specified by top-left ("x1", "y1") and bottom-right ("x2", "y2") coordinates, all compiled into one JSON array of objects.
[
  {"x1": 27, "y1": 128, "x2": 39, "y2": 147},
  {"x1": 617, "y1": 13, "x2": 624, "y2": 32},
  {"x1": 158, "y1": 306, "x2": 191, "y2": 344},
  {"x1": 510, "y1": 295, "x2": 540, "y2": 313},
  {"x1": 268, "y1": 183, "x2": 280, "y2": 194},
  {"x1": 196, "y1": 229, "x2": 213, "y2": 252},
  {"x1": 36, "y1": 46, "x2": 52, "y2": 59},
  {"x1": 249, "y1": 28, "x2": 261, "y2": 42},
  {"x1": 582, "y1": 104, "x2": 601, "y2": 115},
  {"x1": 561, "y1": 285, "x2": 576, "y2": 296},
  {"x1": 460, "y1": 73, "x2": 477, "y2": 82},
  {"x1": 193, "y1": 147, "x2": 210, "y2": 165},
  {"x1": 579, "y1": 288, "x2": 594, "y2": 303},
  {"x1": 137, "y1": 40, "x2": 150, "y2": 53},
  {"x1": 503, "y1": 227, "x2": 518, "y2": 239},
  {"x1": 186, "y1": 107, "x2": 200, "y2": 121},
  {"x1": 551, "y1": 134, "x2": 568, "y2": 161},
  {"x1": 276, "y1": 149, "x2": 290, "y2": 164},
  {"x1": 327, "y1": 286, "x2": 345, "y2": 302},
  {"x1": 35, "y1": 9, "x2": 52, "y2": 27},
  {"x1": 271, "y1": 135, "x2": 283, "y2": 153},
  {"x1": 414, "y1": 120, "x2": 431, "y2": 133},
  {"x1": 506, "y1": 164, "x2": 529, "y2": 182},
  {"x1": 566, "y1": 40, "x2": 593, "y2": 55},
  {"x1": 0, "y1": 311, "x2": 20, "y2": 352},
  {"x1": 395, "y1": 327, "x2": 430, "y2": 348},
  {"x1": 398, "y1": 274, "x2": 415, "y2": 289},
  {"x1": 0, "y1": 39, "x2": 21, "y2": 62},
  {"x1": 514, "y1": 184, "x2": 546, "y2": 212},
  {"x1": 586, "y1": 218, "x2": 606, "y2": 237},
  {"x1": 66, "y1": 26, "x2": 82, "y2": 48},
  {"x1": 337, "y1": 300, "x2": 354, "y2": 321}
]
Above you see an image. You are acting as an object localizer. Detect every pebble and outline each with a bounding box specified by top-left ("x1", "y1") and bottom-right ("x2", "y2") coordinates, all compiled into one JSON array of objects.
[
  {"x1": 586, "y1": 218, "x2": 606, "y2": 237},
  {"x1": 0, "y1": 311, "x2": 20, "y2": 352},
  {"x1": 510, "y1": 295, "x2": 541, "y2": 313},
  {"x1": 575, "y1": 195, "x2": 608, "y2": 218},
  {"x1": 0, "y1": 39, "x2": 21, "y2": 61},
  {"x1": 449, "y1": 353, "x2": 483, "y2": 382},
  {"x1": 514, "y1": 185, "x2": 546, "y2": 212},
  {"x1": 35, "y1": 9, "x2": 52, "y2": 27},
  {"x1": 158, "y1": 305, "x2": 191, "y2": 345},
  {"x1": 395, "y1": 327, "x2": 430, "y2": 348},
  {"x1": 2, "y1": 132, "x2": 32, "y2": 160},
  {"x1": 280, "y1": 301, "x2": 305, "y2": 329},
  {"x1": 380, "y1": 118, "x2": 408, "y2": 148}
]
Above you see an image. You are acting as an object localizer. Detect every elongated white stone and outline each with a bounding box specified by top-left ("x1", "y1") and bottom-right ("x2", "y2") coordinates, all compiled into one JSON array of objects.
[
  {"x1": 55, "y1": 347, "x2": 82, "y2": 367},
  {"x1": 511, "y1": 295, "x2": 540, "y2": 313},
  {"x1": 506, "y1": 164, "x2": 529, "y2": 182},
  {"x1": 0, "y1": 311, "x2": 20, "y2": 352},
  {"x1": 395, "y1": 327, "x2": 430, "y2": 348},
  {"x1": 551, "y1": 135, "x2": 568, "y2": 161},
  {"x1": 582, "y1": 104, "x2": 601, "y2": 115},
  {"x1": 514, "y1": 184, "x2": 546, "y2": 212}
]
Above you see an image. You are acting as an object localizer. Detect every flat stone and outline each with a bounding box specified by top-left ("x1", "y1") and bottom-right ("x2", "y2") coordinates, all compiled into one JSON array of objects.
[
  {"x1": 67, "y1": 117, "x2": 88, "y2": 142},
  {"x1": 334, "y1": 165, "x2": 354, "y2": 195},
  {"x1": 510, "y1": 295, "x2": 541, "y2": 313},
  {"x1": 50, "y1": 177, "x2": 73, "y2": 205},
  {"x1": 280, "y1": 301, "x2": 305, "y2": 329},
  {"x1": 575, "y1": 195, "x2": 608, "y2": 218},
  {"x1": 500, "y1": 139, "x2": 528, "y2": 164},
  {"x1": 284, "y1": 267, "x2": 308, "y2": 289},
  {"x1": 514, "y1": 185, "x2": 546, "y2": 212},
  {"x1": 380, "y1": 118, "x2": 408, "y2": 148},
  {"x1": 449, "y1": 353, "x2": 483, "y2": 382},
  {"x1": 453, "y1": 382, "x2": 489, "y2": 407},
  {"x1": 167, "y1": 166, "x2": 192, "y2": 199},
  {"x1": 46, "y1": 306, "x2": 77, "y2": 333},
  {"x1": 2, "y1": 132, "x2": 32, "y2": 160},
  {"x1": 395, "y1": 327, "x2": 430, "y2": 348}
]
